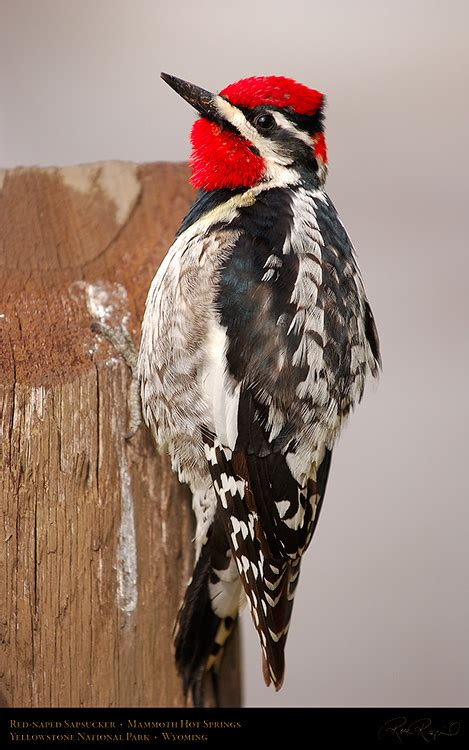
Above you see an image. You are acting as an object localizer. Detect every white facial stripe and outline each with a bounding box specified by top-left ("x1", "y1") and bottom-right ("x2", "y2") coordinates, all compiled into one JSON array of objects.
[{"x1": 214, "y1": 96, "x2": 292, "y2": 168}]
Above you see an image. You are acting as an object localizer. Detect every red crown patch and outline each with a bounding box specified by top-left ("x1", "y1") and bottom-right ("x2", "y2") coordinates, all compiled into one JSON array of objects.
[{"x1": 220, "y1": 76, "x2": 323, "y2": 116}]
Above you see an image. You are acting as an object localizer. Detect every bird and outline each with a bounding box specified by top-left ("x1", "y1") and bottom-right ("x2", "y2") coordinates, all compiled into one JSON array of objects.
[{"x1": 137, "y1": 72, "x2": 381, "y2": 706}]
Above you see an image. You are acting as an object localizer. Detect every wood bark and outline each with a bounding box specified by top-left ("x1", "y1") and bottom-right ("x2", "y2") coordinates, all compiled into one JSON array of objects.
[{"x1": 0, "y1": 162, "x2": 241, "y2": 708}]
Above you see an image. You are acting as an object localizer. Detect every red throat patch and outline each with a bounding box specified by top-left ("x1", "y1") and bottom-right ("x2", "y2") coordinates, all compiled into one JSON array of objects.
[{"x1": 190, "y1": 119, "x2": 264, "y2": 190}]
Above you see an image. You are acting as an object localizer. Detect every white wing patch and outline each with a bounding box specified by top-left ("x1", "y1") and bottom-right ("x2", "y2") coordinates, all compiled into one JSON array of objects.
[{"x1": 200, "y1": 319, "x2": 241, "y2": 451}]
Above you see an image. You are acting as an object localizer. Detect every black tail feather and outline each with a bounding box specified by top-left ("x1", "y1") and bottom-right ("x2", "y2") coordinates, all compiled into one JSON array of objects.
[
  {"x1": 175, "y1": 539, "x2": 218, "y2": 703},
  {"x1": 175, "y1": 532, "x2": 237, "y2": 707}
]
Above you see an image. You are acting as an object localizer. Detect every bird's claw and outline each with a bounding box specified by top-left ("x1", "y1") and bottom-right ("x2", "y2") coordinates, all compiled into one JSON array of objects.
[{"x1": 91, "y1": 319, "x2": 142, "y2": 437}]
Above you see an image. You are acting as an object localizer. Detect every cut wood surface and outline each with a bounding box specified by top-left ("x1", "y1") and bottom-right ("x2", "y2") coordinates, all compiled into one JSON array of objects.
[{"x1": 0, "y1": 162, "x2": 241, "y2": 707}]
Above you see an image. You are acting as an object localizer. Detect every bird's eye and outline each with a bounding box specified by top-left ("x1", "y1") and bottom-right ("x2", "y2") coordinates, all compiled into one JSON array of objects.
[{"x1": 254, "y1": 113, "x2": 276, "y2": 132}]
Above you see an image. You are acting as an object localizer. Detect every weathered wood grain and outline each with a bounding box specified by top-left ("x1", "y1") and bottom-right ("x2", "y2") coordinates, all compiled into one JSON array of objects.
[{"x1": 0, "y1": 162, "x2": 241, "y2": 707}]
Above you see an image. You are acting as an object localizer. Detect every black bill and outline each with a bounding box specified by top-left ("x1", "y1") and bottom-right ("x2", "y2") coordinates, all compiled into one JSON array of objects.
[{"x1": 161, "y1": 73, "x2": 221, "y2": 120}]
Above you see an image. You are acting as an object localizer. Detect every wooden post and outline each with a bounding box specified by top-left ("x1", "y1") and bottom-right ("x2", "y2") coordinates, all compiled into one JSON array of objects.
[{"x1": 0, "y1": 162, "x2": 241, "y2": 708}]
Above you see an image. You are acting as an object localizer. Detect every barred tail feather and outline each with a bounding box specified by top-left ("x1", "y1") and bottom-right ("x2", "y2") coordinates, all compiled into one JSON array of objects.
[{"x1": 203, "y1": 435, "x2": 333, "y2": 690}]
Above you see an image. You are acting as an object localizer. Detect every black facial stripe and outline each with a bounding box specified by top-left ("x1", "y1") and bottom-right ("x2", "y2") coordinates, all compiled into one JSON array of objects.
[
  {"x1": 247, "y1": 143, "x2": 261, "y2": 156},
  {"x1": 236, "y1": 103, "x2": 325, "y2": 136},
  {"x1": 233, "y1": 103, "x2": 324, "y2": 177},
  {"x1": 283, "y1": 106, "x2": 325, "y2": 135},
  {"x1": 216, "y1": 97, "x2": 324, "y2": 156},
  {"x1": 264, "y1": 126, "x2": 318, "y2": 175}
]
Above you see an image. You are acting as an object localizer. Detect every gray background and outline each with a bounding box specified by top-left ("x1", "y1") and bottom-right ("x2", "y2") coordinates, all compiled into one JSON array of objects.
[{"x1": 1, "y1": 0, "x2": 468, "y2": 707}]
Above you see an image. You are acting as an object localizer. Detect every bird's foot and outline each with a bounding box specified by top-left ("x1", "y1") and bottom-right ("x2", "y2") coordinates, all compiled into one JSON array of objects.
[{"x1": 91, "y1": 320, "x2": 142, "y2": 438}]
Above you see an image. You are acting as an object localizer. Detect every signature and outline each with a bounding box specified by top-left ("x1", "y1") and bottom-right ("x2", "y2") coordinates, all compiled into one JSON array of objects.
[{"x1": 378, "y1": 716, "x2": 461, "y2": 743}]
